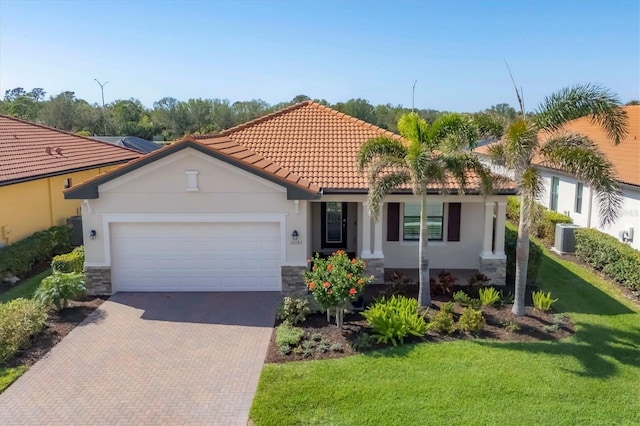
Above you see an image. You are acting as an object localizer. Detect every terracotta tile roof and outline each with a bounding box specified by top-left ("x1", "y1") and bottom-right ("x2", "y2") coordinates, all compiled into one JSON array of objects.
[
  {"x1": 183, "y1": 136, "x2": 320, "y2": 193},
  {"x1": 194, "y1": 101, "x2": 511, "y2": 193},
  {"x1": 538, "y1": 105, "x2": 640, "y2": 187},
  {"x1": 474, "y1": 106, "x2": 640, "y2": 187},
  {"x1": 0, "y1": 114, "x2": 140, "y2": 186}
]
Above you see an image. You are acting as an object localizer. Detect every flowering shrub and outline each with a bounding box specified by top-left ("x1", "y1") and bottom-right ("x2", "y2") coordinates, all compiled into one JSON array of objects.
[{"x1": 304, "y1": 251, "x2": 372, "y2": 329}]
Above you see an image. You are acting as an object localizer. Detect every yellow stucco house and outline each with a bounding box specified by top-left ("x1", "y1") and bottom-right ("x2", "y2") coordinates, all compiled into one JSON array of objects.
[{"x1": 0, "y1": 114, "x2": 140, "y2": 247}]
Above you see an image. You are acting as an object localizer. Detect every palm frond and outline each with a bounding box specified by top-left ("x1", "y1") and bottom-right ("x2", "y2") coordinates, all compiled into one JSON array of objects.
[
  {"x1": 504, "y1": 119, "x2": 538, "y2": 169},
  {"x1": 535, "y1": 84, "x2": 628, "y2": 144},
  {"x1": 397, "y1": 112, "x2": 429, "y2": 145},
  {"x1": 486, "y1": 142, "x2": 507, "y2": 166},
  {"x1": 540, "y1": 132, "x2": 623, "y2": 225},
  {"x1": 519, "y1": 167, "x2": 544, "y2": 226},
  {"x1": 428, "y1": 113, "x2": 479, "y2": 152},
  {"x1": 367, "y1": 172, "x2": 411, "y2": 220},
  {"x1": 366, "y1": 154, "x2": 407, "y2": 185},
  {"x1": 472, "y1": 112, "x2": 506, "y2": 140},
  {"x1": 357, "y1": 136, "x2": 407, "y2": 171}
]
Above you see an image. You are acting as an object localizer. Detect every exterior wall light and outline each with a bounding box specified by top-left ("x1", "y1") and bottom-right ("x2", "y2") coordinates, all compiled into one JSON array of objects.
[
  {"x1": 292, "y1": 230, "x2": 299, "y2": 241},
  {"x1": 89, "y1": 229, "x2": 97, "y2": 240}
]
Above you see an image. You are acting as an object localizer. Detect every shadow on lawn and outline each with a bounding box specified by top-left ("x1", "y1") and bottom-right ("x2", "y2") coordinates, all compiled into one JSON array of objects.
[{"x1": 478, "y1": 321, "x2": 640, "y2": 378}]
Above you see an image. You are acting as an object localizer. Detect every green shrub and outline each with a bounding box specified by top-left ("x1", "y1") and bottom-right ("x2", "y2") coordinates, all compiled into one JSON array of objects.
[
  {"x1": 0, "y1": 299, "x2": 47, "y2": 363},
  {"x1": 275, "y1": 323, "x2": 304, "y2": 348},
  {"x1": 277, "y1": 296, "x2": 311, "y2": 325},
  {"x1": 441, "y1": 301, "x2": 455, "y2": 314},
  {"x1": 575, "y1": 228, "x2": 640, "y2": 290},
  {"x1": 505, "y1": 226, "x2": 543, "y2": 285},
  {"x1": 453, "y1": 290, "x2": 472, "y2": 306},
  {"x1": 330, "y1": 342, "x2": 344, "y2": 352},
  {"x1": 350, "y1": 333, "x2": 373, "y2": 351},
  {"x1": 362, "y1": 295, "x2": 428, "y2": 346},
  {"x1": 0, "y1": 226, "x2": 72, "y2": 277},
  {"x1": 502, "y1": 320, "x2": 521, "y2": 332},
  {"x1": 51, "y1": 246, "x2": 84, "y2": 273},
  {"x1": 478, "y1": 287, "x2": 501, "y2": 306},
  {"x1": 457, "y1": 308, "x2": 485, "y2": 333},
  {"x1": 538, "y1": 211, "x2": 572, "y2": 241},
  {"x1": 427, "y1": 308, "x2": 456, "y2": 334},
  {"x1": 500, "y1": 290, "x2": 514, "y2": 304},
  {"x1": 506, "y1": 196, "x2": 521, "y2": 222},
  {"x1": 33, "y1": 272, "x2": 86, "y2": 311},
  {"x1": 532, "y1": 291, "x2": 558, "y2": 312}
]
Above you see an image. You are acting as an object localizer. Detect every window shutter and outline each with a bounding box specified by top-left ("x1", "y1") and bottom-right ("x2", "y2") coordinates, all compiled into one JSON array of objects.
[
  {"x1": 447, "y1": 203, "x2": 461, "y2": 242},
  {"x1": 387, "y1": 203, "x2": 400, "y2": 241}
]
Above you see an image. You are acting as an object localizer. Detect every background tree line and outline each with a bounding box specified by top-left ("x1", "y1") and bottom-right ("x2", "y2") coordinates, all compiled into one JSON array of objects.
[{"x1": 1, "y1": 86, "x2": 525, "y2": 141}]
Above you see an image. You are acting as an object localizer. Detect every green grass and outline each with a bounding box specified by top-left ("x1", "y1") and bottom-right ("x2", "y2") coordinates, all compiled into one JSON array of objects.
[
  {"x1": 0, "y1": 366, "x2": 27, "y2": 393},
  {"x1": 0, "y1": 269, "x2": 51, "y2": 393},
  {"x1": 250, "y1": 236, "x2": 640, "y2": 425},
  {"x1": 0, "y1": 268, "x2": 51, "y2": 303}
]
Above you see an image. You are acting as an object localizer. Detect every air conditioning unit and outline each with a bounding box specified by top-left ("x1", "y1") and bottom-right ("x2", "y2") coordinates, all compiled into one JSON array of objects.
[{"x1": 554, "y1": 223, "x2": 581, "y2": 254}]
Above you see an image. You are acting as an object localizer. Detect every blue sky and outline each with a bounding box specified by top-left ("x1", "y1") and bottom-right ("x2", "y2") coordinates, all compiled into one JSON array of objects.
[{"x1": 1, "y1": 0, "x2": 638, "y2": 112}]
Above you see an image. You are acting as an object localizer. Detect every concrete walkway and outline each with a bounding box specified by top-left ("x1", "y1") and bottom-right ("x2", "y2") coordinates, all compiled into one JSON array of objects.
[{"x1": 0, "y1": 292, "x2": 280, "y2": 425}]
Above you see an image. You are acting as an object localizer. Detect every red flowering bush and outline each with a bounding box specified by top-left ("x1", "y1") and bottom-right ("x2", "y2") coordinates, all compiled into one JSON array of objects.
[{"x1": 304, "y1": 250, "x2": 372, "y2": 329}]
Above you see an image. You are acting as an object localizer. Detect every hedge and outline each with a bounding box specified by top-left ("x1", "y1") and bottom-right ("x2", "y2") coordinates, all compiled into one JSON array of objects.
[
  {"x1": 51, "y1": 246, "x2": 85, "y2": 273},
  {"x1": 0, "y1": 298, "x2": 47, "y2": 363},
  {"x1": 505, "y1": 226, "x2": 543, "y2": 286},
  {"x1": 575, "y1": 228, "x2": 640, "y2": 291},
  {"x1": 506, "y1": 196, "x2": 572, "y2": 241},
  {"x1": 0, "y1": 226, "x2": 72, "y2": 277}
]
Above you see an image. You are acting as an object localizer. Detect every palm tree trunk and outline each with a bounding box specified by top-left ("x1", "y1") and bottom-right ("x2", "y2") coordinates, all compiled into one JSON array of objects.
[
  {"x1": 512, "y1": 197, "x2": 530, "y2": 316},
  {"x1": 418, "y1": 192, "x2": 432, "y2": 307}
]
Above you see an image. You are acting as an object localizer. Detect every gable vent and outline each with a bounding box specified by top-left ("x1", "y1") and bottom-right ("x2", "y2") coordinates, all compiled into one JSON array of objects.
[{"x1": 185, "y1": 170, "x2": 199, "y2": 192}]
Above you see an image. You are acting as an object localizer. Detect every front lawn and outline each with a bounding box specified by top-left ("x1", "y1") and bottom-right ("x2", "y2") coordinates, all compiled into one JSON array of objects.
[
  {"x1": 250, "y1": 245, "x2": 640, "y2": 425},
  {"x1": 0, "y1": 269, "x2": 51, "y2": 303},
  {"x1": 0, "y1": 366, "x2": 27, "y2": 393}
]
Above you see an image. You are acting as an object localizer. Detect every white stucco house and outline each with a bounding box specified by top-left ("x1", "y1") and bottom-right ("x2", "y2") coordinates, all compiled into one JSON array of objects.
[
  {"x1": 536, "y1": 105, "x2": 639, "y2": 250},
  {"x1": 65, "y1": 101, "x2": 517, "y2": 295}
]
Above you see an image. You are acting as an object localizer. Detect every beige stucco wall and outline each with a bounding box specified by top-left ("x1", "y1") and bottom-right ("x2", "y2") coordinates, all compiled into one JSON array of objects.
[
  {"x1": 382, "y1": 198, "x2": 485, "y2": 270},
  {"x1": 82, "y1": 148, "x2": 308, "y2": 266}
]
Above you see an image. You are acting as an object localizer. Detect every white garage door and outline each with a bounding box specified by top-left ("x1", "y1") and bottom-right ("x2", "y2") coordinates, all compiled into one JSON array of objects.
[{"x1": 111, "y1": 222, "x2": 281, "y2": 292}]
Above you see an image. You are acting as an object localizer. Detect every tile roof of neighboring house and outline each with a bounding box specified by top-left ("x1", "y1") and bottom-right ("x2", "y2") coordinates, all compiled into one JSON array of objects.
[
  {"x1": 0, "y1": 114, "x2": 141, "y2": 186},
  {"x1": 65, "y1": 138, "x2": 319, "y2": 200},
  {"x1": 539, "y1": 105, "x2": 639, "y2": 187},
  {"x1": 194, "y1": 101, "x2": 514, "y2": 193},
  {"x1": 473, "y1": 105, "x2": 640, "y2": 187}
]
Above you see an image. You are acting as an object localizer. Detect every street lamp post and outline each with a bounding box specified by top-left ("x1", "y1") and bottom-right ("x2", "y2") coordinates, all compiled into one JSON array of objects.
[{"x1": 94, "y1": 79, "x2": 108, "y2": 135}]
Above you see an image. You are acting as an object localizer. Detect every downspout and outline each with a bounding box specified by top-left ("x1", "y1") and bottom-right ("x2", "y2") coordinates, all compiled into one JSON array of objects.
[{"x1": 586, "y1": 186, "x2": 594, "y2": 228}]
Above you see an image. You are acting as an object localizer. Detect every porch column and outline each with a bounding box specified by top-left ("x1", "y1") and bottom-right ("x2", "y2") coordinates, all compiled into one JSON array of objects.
[
  {"x1": 359, "y1": 202, "x2": 384, "y2": 284},
  {"x1": 481, "y1": 201, "x2": 495, "y2": 256},
  {"x1": 359, "y1": 202, "x2": 372, "y2": 257},
  {"x1": 494, "y1": 201, "x2": 507, "y2": 256},
  {"x1": 372, "y1": 215, "x2": 384, "y2": 258}
]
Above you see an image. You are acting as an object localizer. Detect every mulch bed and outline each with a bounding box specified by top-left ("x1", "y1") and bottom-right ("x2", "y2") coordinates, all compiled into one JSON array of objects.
[
  {"x1": 5, "y1": 297, "x2": 106, "y2": 368},
  {"x1": 265, "y1": 289, "x2": 575, "y2": 364}
]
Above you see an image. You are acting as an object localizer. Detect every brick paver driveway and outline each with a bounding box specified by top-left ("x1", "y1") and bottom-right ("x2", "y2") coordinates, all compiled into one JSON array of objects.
[{"x1": 0, "y1": 292, "x2": 280, "y2": 425}]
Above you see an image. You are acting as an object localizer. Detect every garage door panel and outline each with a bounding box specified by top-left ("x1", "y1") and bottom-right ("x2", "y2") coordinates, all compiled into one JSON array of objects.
[{"x1": 111, "y1": 222, "x2": 281, "y2": 292}]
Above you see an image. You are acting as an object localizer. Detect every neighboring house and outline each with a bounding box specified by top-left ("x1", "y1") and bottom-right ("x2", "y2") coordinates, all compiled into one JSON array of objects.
[
  {"x1": 537, "y1": 105, "x2": 639, "y2": 250},
  {"x1": 0, "y1": 115, "x2": 141, "y2": 247},
  {"x1": 474, "y1": 105, "x2": 639, "y2": 251},
  {"x1": 65, "y1": 101, "x2": 517, "y2": 295},
  {"x1": 91, "y1": 136, "x2": 162, "y2": 154}
]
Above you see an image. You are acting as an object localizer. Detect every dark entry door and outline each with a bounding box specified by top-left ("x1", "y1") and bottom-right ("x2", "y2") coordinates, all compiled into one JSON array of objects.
[{"x1": 321, "y1": 202, "x2": 347, "y2": 249}]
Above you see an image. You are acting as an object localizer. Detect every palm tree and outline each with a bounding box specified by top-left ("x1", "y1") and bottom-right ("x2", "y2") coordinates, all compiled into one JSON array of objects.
[
  {"x1": 486, "y1": 84, "x2": 628, "y2": 316},
  {"x1": 357, "y1": 112, "x2": 495, "y2": 307}
]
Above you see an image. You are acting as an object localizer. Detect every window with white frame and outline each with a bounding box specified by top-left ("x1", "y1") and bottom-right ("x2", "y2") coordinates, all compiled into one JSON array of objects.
[
  {"x1": 403, "y1": 202, "x2": 443, "y2": 241},
  {"x1": 550, "y1": 177, "x2": 559, "y2": 211},
  {"x1": 575, "y1": 182, "x2": 583, "y2": 214}
]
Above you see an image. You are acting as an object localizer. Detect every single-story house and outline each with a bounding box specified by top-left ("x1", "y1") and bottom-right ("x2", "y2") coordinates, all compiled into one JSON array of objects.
[
  {"x1": 0, "y1": 114, "x2": 140, "y2": 247},
  {"x1": 91, "y1": 136, "x2": 162, "y2": 154},
  {"x1": 475, "y1": 105, "x2": 639, "y2": 251},
  {"x1": 536, "y1": 105, "x2": 639, "y2": 250},
  {"x1": 65, "y1": 101, "x2": 517, "y2": 295}
]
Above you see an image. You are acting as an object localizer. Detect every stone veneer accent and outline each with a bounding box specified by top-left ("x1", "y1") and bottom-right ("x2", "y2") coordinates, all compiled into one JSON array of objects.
[
  {"x1": 84, "y1": 266, "x2": 112, "y2": 295},
  {"x1": 478, "y1": 256, "x2": 506, "y2": 286},
  {"x1": 364, "y1": 258, "x2": 385, "y2": 284},
  {"x1": 281, "y1": 266, "x2": 308, "y2": 296}
]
